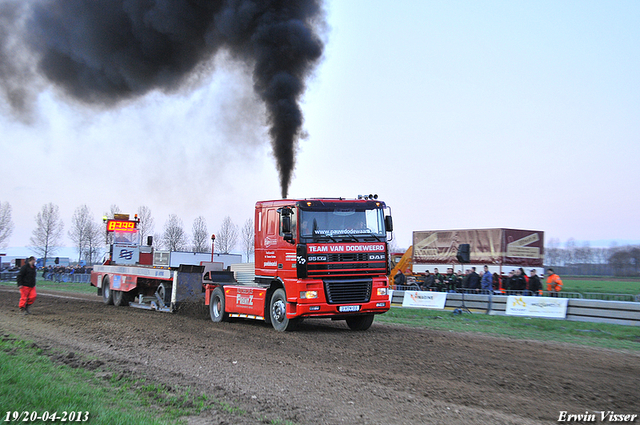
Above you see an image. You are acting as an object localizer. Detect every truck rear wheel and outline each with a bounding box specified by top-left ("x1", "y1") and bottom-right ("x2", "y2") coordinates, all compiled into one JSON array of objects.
[
  {"x1": 102, "y1": 277, "x2": 113, "y2": 305},
  {"x1": 113, "y1": 290, "x2": 130, "y2": 307},
  {"x1": 270, "y1": 288, "x2": 299, "y2": 332},
  {"x1": 346, "y1": 314, "x2": 374, "y2": 331},
  {"x1": 209, "y1": 287, "x2": 228, "y2": 322}
]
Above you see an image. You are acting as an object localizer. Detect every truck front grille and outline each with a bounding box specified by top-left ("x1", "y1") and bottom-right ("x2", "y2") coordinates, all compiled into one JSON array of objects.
[
  {"x1": 307, "y1": 253, "x2": 386, "y2": 277},
  {"x1": 324, "y1": 278, "x2": 372, "y2": 304}
]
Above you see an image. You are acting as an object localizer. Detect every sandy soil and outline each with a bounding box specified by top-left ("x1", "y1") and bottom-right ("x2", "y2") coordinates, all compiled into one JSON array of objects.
[{"x1": 1, "y1": 286, "x2": 638, "y2": 425}]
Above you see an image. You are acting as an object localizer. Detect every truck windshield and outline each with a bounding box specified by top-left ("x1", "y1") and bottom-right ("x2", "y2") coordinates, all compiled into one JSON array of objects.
[
  {"x1": 299, "y1": 205, "x2": 386, "y2": 242},
  {"x1": 113, "y1": 229, "x2": 140, "y2": 245}
]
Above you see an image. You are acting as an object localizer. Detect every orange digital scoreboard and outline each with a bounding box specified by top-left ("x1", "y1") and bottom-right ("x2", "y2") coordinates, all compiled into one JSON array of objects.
[{"x1": 106, "y1": 220, "x2": 138, "y2": 233}]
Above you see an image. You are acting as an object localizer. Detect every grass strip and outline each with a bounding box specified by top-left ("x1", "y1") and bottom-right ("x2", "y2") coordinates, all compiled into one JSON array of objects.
[
  {"x1": 562, "y1": 277, "x2": 640, "y2": 296},
  {"x1": 0, "y1": 279, "x2": 97, "y2": 295},
  {"x1": 0, "y1": 335, "x2": 236, "y2": 424},
  {"x1": 377, "y1": 307, "x2": 640, "y2": 351}
]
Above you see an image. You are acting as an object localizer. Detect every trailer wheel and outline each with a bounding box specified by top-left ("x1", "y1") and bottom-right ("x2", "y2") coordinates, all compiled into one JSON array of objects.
[
  {"x1": 102, "y1": 277, "x2": 113, "y2": 305},
  {"x1": 113, "y1": 290, "x2": 130, "y2": 307},
  {"x1": 157, "y1": 283, "x2": 172, "y2": 305},
  {"x1": 346, "y1": 314, "x2": 375, "y2": 331},
  {"x1": 209, "y1": 287, "x2": 228, "y2": 322},
  {"x1": 269, "y1": 288, "x2": 298, "y2": 332}
]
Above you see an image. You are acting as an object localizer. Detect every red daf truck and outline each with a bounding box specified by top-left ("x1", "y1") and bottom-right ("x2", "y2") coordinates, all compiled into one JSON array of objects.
[
  {"x1": 91, "y1": 196, "x2": 393, "y2": 331},
  {"x1": 205, "y1": 197, "x2": 394, "y2": 331}
]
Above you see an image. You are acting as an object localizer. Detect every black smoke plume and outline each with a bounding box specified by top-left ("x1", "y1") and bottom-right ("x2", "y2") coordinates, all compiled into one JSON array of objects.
[{"x1": 0, "y1": 0, "x2": 325, "y2": 198}]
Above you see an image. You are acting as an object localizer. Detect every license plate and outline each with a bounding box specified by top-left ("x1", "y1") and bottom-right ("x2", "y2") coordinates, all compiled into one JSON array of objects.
[{"x1": 338, "y1": 305, "x2": 360, "y2": 313}]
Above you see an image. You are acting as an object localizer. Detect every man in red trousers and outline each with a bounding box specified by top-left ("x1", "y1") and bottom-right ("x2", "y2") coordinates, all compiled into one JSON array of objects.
[{"x1": 17, "y1": 256, "x2": 37, "y2": 315}]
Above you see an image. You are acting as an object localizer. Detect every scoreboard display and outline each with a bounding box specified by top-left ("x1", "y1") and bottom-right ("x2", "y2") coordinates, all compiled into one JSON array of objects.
[{"x1": 106, "y1": 220, "x2": 138, "y2": 232}]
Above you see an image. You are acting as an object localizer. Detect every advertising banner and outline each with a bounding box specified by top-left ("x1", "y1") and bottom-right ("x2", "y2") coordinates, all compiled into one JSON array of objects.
[
  {"x1": 402, "y1": 291, "x2": 447, "y2": 309},
  {"x1": 505, "y1": 296, "x2": 568, "y2": 318},
  {"x1": 413, "y1": 228, "x2": 544, "y2": 267}
]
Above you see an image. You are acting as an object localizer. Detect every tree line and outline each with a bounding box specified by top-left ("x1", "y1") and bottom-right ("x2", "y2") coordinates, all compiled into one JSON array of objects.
[
  {"x1": 0, "y1": 201, "x2": 255, "y2": 266},
  {"x1": 4, "y1": 201, "x2": 637, "y2": 276},
  {"x1": 545, "y1": 237, "x2": 640, "y2": 277}
]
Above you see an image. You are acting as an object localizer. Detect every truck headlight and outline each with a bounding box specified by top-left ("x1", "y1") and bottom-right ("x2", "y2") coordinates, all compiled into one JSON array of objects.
[
  {"x1": 377, "y1": 288, "x2": 388, "y2": 296},
  {"x1": 300, "y1": 290, "x2": 318, "y2": 299}
]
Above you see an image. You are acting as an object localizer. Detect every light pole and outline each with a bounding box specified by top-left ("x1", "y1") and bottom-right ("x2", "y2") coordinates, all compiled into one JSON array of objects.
[{"x1": 210, "y1": 234, "x2": 216, "y2": 262}]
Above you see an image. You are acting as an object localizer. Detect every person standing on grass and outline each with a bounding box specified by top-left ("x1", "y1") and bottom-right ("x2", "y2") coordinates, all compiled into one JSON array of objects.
[
  {"x1": 546, "y1": 268, "x2": 563, "y2": 297},
  {"x1": 17, "y1": 256, "x2": 37, "y2": 315}
]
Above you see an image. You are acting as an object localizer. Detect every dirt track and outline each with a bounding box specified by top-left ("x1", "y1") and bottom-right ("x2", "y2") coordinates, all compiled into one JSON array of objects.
[{"x1": 1, "y1": 286, "x2": 638, "y2": 424}]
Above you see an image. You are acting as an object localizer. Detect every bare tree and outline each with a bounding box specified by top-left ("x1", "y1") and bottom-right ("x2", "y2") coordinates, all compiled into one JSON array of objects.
[
  {"x1": 575, "y1": 241, "x2": 592, "y2": 264},
  {"x1": 152, "y1": 232, "x2": 162, "y2": 249},
  {"x1": 103, "y1": 204, "x2": 122, "y2": 244},
  {"x1": 544, "y1": 238, "x2": 561, "y2": 267},
  {"x1": 0, "y1": 201, "x2": 14, "y2": 249},
  {"x1": 162, "y1": 214, "x2": 187, "y2": 251},
  {"x1": 215, "y1": 216, "x2": 238, "y2": 254},
  {"x1": 388, "y1": 238, "x2": 403, "y2": 255},
  {"x1": 30, "y1": 203, "x2": 64, "y2": 265},
  {"x1": 608, "y1": 247, "x2": 638, "y2": 277},
  {"x1": 108, "y1": 204, "x2": 121, "y2": 218},
  {"x1": 631, "y1": 247, "x2": 640, "y2": 276},
  {"x1": 192, "y1": 216, "x2": 210, "y2": 253},
  {"x1": 595, "y1": 247, "x2": 609, "y2": 265},
  {"x1": 137, "y1": 205, "x2": 154, "y2": 245},
  {"x1": 564, "y1": 238, "x2": 577, "y2": 265},
  {"x1": 241, "y1": 218, "x2": 254, "y2": 262},
  {"x1": 84, "y1": 220, "x2": 105, "y2": 265},
  {"x1": 68, "y1": 204, "x2": 93, "y2": 262}
]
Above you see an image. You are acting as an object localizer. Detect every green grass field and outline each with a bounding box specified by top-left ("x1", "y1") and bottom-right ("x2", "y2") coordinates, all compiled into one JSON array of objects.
[
  {"x1": 561, "y1": 277, "x2": 640, "y2": 296},
  {"x1": 377, "y1": 307, "x2": 640, "y2": 351},
  {"x1": 0, "y1": 278, "x2": 97, "y2": 295},
  {"x1": 0, "y1": 335, "x2": 295, "y2": 425},
  {"x1": 0, "y1": 336, "x2": 211, "y2": 425},
  {"x1": 378, "y1": 276, "x2": 640, "y2": 351}
]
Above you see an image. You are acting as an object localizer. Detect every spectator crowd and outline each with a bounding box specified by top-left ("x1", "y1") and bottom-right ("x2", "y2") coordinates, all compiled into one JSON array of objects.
[
  {"x1": 42, "y1": 265, "x2": 91, "y2": 281},
  {"x1": 395, "y1": 266, "x2": 563, "y2": 296}
]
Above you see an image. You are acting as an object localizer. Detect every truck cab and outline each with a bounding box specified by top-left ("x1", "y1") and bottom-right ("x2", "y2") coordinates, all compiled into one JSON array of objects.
[{"x1": 207, "y1": 197, "x2": 393, "y2": 331}]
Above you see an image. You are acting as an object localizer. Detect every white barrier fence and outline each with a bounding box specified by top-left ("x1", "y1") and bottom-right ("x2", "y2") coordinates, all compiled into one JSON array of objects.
[{"x1": 390, "y1": 290, "x2": 640, "y2": 326}]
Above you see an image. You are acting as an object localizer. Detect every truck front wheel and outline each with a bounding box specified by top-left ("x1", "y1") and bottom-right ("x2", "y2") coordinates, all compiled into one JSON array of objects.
[
  {"x1": 270, "y1": 288, "x2": 299, "y2": 332},
  {"x1": 102, "y1": 277, "x2": 113, "y2": 305},
  {"x1": 346, "y1": 314, "x2": 374, "y2": 331},
  {"x1": 210, "y1": 287, "x2": 228, "y2": 322}
]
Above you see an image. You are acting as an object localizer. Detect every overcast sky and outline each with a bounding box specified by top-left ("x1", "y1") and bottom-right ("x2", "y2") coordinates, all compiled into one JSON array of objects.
[{"x1": 1, "y1": 0, "x2": 639, "y2": 258}]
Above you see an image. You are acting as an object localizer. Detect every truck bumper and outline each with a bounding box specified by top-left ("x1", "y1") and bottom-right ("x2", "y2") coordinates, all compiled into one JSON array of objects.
[{"x1": 289, "y1": 300, "x2": 390, "y2": 318}]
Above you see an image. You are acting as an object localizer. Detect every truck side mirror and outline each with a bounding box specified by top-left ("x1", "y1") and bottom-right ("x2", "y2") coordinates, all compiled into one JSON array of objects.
[
  {"x1": 385, "y1": 215, "x2": 393, "y2": 232},
  {"x1": 282, "y1": 215, "x2": 292, "y2": 234},
  {"x1": 282, "y1": 216, "x2": 295, "y2": 243},
  {"x1": 147, "y1": 236, "x2": 153, "y2": 246}
]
